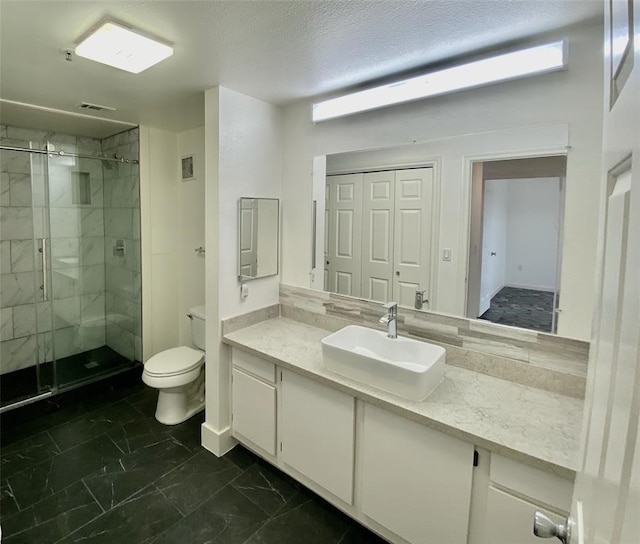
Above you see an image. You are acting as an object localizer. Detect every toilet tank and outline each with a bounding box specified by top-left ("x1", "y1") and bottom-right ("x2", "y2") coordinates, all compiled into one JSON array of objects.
[{"x1": 189, "y1": 305, "x2": 206, "y2": 350}]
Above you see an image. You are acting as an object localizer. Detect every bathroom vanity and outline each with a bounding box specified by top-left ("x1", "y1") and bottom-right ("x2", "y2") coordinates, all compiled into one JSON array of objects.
[{"x1": 224, "y1": 317, "x2": 579, "y2": 544}]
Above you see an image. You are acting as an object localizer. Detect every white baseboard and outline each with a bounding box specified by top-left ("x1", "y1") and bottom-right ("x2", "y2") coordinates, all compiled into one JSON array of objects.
[
  {"x1": 201, "y1": 422, "x2": 237, "y2": 457},
  {"x1": 489, "y1": 283, "x2": 506, "y2": 300}
]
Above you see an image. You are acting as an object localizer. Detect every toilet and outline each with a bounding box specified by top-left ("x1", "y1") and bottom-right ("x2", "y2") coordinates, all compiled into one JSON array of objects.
[{"x1": 142, "y1": 305, "x2": 206, "y2": 425}]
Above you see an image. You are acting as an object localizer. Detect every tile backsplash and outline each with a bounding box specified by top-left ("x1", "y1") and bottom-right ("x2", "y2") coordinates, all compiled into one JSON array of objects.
[{"x1": 279, "y1": 284, "x2": 588, "y2": 398}]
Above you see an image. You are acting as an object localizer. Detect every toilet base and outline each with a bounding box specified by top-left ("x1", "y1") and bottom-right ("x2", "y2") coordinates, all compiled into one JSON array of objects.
[{"x1": 154, "y1": 370, "x2": 205, "y2": 425}]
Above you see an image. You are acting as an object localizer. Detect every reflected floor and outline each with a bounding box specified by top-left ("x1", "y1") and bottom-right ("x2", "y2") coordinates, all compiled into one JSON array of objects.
[
  {"x1": 479, "y1": 286, "x2": 554, "y2": 333},
  {"x1": 0, "y1": 346, "x2": 139, "y2": 409}
]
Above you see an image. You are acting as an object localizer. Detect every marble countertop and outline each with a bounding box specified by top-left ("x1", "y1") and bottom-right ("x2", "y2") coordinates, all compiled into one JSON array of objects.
[{"x1": 223, "y1": 317, "x2": 583, "y2": 477}]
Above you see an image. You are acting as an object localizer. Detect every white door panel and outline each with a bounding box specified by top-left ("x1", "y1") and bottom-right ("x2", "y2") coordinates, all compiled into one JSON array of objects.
[
  {"x1": 393, "y1": 168, "x2": 433, "y2": 309},
  {"x1": 362, "y1": 171, "x2": 394, "y2": 302},
  {"x1": 325, "y1": 174, "x2": 363, "y2": 296},
  {"x1": 239, "y1": 199, "x2": 258, "y2": 277},
  {"x1": 568, "y1": 1, "x2": 640, "y2": 542},
  {"x1": 325, "y1": 168, "x2": 435, "y2": 306}
]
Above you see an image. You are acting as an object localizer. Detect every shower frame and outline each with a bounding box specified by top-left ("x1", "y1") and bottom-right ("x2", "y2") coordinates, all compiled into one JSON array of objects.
[{"x1": 0, "y1": 139, "x2": 141, "y2": 413}]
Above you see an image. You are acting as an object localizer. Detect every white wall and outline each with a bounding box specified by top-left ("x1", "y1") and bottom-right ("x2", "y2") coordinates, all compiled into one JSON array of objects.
[
  {"x1": 218, "y1": 88, "x2": 282, "y2": 318},
  {"x1": 281, "y1": 20, "x2": 602, "y2": 340},
  {"x1": 481, "y1": 180, "x2": 508, "y2": 311},
  {"x1": 140, "y1": 126, "x2": 180, "y2": 360},
  {"x1": 203, "y1": 87, "x2": 282, "y2": 455},
  {"x1": 178, "y1": 127, "x2": 206, "y2": 344},
  {"x1": 504, "y1": 178, "x2": 560, "y2": 291},
  {"x1": 140, "y1": 126, "x2": 207, "y2": 359}
]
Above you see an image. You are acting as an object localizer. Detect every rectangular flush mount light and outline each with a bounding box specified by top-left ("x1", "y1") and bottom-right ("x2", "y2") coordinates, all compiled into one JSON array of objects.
[
  {"x1": 75, "y1": 21, "x2": 173, "y2": 74},
  {"x1": 312, "y1": 40, "x2": 566, "y2": 122}
]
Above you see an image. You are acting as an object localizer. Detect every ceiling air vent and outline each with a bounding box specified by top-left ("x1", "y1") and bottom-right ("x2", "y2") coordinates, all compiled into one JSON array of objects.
[{"x1": 77, "y1": 102, "x2": 116, "y2": 112}]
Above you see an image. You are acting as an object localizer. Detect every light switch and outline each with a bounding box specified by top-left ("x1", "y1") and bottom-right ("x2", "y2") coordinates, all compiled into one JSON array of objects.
[
  {"x1": 241, "y1": 283, "x2": 249, "y2": 299},
  {"x1": 443, "y1": 248, "x2": 452, "y2": 261}
]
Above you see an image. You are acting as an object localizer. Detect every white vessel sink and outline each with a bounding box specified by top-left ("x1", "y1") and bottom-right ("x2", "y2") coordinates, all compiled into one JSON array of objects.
[{"x1": 321, "y1": 325, "x2": 446, "y2": 401}]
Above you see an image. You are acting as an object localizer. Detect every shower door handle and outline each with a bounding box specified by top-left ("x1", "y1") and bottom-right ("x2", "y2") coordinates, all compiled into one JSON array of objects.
[{"x1": 39, "y1": 238, "x2": 48, "y2": 302}]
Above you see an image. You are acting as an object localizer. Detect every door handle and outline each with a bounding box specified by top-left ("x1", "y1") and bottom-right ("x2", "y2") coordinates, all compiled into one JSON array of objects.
[
  {"x1": 39, "y1": 238, "x2": 48, "y2": 302},
  {"x1": 533, "y1": 511, "x2": 570, "y2": 544}
]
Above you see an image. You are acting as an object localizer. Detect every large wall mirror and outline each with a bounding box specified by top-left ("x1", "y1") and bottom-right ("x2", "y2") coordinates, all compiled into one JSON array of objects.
[
  {"x1": 311, "y1": 122, "x2": 598, "y2": 341},
  {"x1": 238, "y1": 197, "x2": 279, "y2": 280}
]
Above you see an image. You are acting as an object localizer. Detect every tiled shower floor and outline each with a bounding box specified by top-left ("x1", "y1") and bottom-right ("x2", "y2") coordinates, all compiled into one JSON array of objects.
[
  {"x1": 0, "y1": 346, "x2": 137, "y2": 408},
  {"x1": 0, "y1": 371, "x2": 386, "y2": 544}
]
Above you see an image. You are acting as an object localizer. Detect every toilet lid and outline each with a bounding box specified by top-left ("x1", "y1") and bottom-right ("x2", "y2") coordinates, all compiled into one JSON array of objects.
[{"x1": 144, "y1": 346, "x2": 204, "y2": 377}]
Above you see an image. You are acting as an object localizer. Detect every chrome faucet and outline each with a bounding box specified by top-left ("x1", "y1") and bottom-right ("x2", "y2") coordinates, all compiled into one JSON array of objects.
[{"x1": 379, "y1": 302, "x2": 398, "y2": 339}]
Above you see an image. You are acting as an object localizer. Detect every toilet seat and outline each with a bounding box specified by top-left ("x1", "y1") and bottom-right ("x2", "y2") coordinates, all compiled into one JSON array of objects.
[{"x1": 144, "y1": 346, "x2": 204, "y2": 377}]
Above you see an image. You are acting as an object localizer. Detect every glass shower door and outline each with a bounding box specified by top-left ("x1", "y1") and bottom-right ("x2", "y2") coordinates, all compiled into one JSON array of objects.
[
  {"x1": 47, "y1": 149, "x2": 116, "y2": 389},
  {"x1": 46, "y1": 145, "x2": 138, "y2": 391},
  {"x1": 0, "y1": 144, "x2": 52, "y2": 408}
]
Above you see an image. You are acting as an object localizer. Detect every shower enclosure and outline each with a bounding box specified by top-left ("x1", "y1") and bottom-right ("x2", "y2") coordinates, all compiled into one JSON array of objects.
[{"x1": 0, "y1": 124, "x2": 142, "y2": 411}]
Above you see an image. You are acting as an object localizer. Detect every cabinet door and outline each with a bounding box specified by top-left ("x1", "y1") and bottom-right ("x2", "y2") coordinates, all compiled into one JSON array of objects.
[
  {"x1": 280, "y1": 370, "x2": 355, "y2": 504},
  {"x1": 485, "y1": 487, "x2": 566, "y2": 544},
  {"x1": 232, "y1": 368, "x2": 276, "y2": 456},
  {"x1": 362, "y1": 403, "x2": 474, "y2": 544}
]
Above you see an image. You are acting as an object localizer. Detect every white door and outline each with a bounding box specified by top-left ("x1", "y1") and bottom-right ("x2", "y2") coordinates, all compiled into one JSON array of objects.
[
  {"x1": 239, "y1": 198, "x2": 258, "y2": 277},
  {"x1": 479, "y1": 179, "x2": 508, "y2": 316},
  {"x1": 393, "y1": 168, "x2": 434, "y2": 309},
  {"x1": 361, "y1": 170, "x2": 395, "y2": 303},
  {"x1": 324, "y1": 182, "x2": 330, "y2": 290},
  {"x1": 325, "y1": 174, "x2": 363, "y2": 296},
  {"x1": 559, "y1": 2, "x2": 640, "y2": 542}
]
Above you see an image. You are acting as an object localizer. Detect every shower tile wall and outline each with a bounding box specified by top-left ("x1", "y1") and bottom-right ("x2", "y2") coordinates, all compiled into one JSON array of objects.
[{"x1": 101, "y1": 128, "x2": 141, "y2": 362}]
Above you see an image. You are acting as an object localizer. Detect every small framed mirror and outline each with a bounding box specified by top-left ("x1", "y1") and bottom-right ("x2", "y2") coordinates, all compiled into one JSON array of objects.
[{"x1": 238, "y1": 197, "x2": 279, "y2": 280}]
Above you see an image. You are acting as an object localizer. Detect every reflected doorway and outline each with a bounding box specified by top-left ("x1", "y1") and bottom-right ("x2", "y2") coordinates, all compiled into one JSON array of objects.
[{"x1": 466, "y1": 156, "x2": 567, "y2": 333}]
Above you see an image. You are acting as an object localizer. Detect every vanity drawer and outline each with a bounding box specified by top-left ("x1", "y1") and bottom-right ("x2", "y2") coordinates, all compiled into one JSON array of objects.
[
  {"x1": 490, "y1": 454, "x2": 573, "y2": 511},
  {"x1": 485, "y1": 487, "x2": 567, "y2": 544},
  {"x1": 232, "y1": 348, "x2": 276, "y2": 383}
]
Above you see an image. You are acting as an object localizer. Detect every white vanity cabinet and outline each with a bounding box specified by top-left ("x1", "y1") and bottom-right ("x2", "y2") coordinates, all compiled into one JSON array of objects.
[
  {"x1": 361, "y1": 403, "x2": 474, "y2": 544},
  {"x1": 231, "y1": 349, "x2": 277, "y2": 456},
  {"x1": 228, "y1": 345, "x2": 575, "y2": 544},
  {"x1": 479, "y1": 454, "x2": 573, "y2": 544},
  {"x1": 280, "y1": 369, "x2": 355, "y2": 504}
]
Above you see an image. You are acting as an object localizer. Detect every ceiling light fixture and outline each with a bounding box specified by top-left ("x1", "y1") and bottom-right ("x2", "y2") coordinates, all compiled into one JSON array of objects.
[
  {"x1": 312, "y1": 40, "x2": 566, "y2": 122},
  {"x1": 75, "y1": 21, "x2": 173, "y2": 74}
]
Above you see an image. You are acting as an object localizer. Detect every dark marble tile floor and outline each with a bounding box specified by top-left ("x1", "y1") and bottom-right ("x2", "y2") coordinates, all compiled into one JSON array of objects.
[
  {"x1": 0, "y1": 372, "x2": 387, "y2": 544},
  {"x1": 478, "y1": 286, "x2": 555, "y2": 333}
]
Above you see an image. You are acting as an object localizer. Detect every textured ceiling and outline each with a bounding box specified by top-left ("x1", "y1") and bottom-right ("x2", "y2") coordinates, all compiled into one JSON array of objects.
[{"x1": 0, "y1": 0, "x2": 603, "y2": 135}]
